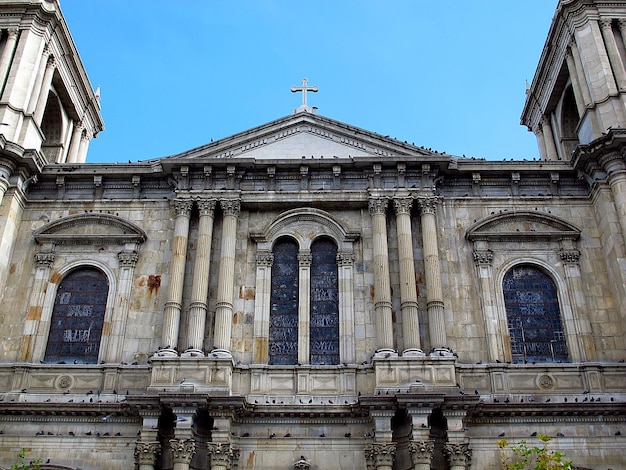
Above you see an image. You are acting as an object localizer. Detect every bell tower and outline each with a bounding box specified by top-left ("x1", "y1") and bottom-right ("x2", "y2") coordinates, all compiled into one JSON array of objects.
[
  {"x1": 522, "y1": 0, "x2": 626, "y2": 161},
  {"x1": 0, "y1": 0, "x2": 103, "y2": 164}
]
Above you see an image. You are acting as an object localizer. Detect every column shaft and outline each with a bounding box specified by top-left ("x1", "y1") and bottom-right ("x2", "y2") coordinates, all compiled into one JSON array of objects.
[
  {"x1": 564, "y1": 49, "x2": 587, "y2": 117},
  {"x1": 66, "y1": 121, "x2": 83, "y2": 164},
  {"x1": 0, "y1": 28, "x2": 19, "y2": 98},
  {"x1": 213, "y1": 198, "x2": 240, "y2": 354},
  {"x1": 253, "y1": 251, "x2": 273, "y2": 363},
  {"x1": 418, "y1": 198, "x2": 447, "y2": 350},
  {"x1": 393, "y1": 197, "x2": 422, "y2": 355},
  {"x1": 33, "y1": 55, "x2": 55, "y2": 124},
  {"x1": 541, "y1": 116, "x2": 559, "y2": 161},
  {"x1": 298, "y1": 251, "x2": 311, "y2": 365},
  {"x1": 185, "y1": 198, "x2": 217, "y2": 355},
  {"x1": 26, "y1": 44, "x2": 49, "y2": 115},
  {"x1": 369, "y1": 197, "x2": 394, "y2": 352},
  {"x1": 161, "y1": 199, "x2": 193, "y2": 354}
]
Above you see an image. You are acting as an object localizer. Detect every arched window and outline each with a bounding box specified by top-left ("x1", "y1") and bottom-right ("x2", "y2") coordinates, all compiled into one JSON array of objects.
[
  {"x1": 310, "y1": 238, "x2": 339, "y2": 365},
  {"x1": 503, "y1": 265, "x2": 568, "y2": 363},
  {"x1": 44, "y1": 267, "x2": 108, "y2": 364},
  {"x1": 269, "y1": 238, "x2": 299, "y2": 365}
]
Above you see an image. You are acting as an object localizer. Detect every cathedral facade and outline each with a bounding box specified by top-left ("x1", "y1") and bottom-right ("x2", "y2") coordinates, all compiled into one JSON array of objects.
[{"x1": 0, "y1": 1, "x2": 624, "y2": 469}]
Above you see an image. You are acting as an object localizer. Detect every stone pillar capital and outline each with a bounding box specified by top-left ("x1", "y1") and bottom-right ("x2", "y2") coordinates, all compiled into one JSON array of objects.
[
  {"x1": 409, "y1": 440, "x2": 435, "y2": 466},
  {"x1": 220, "y1": 198, "x2": 241, "y2": 217},
  {"x1": 336, "y1": 251, "x2": 355, "y2": 266},
  {"x1": 559, "y1": 248, "x2": 580, "y2": 264},
  {"x1": 207, "y1": 442, "x2": 238, "y2": 469},
  {"x1": 256, "y1": 250, "x2": 274, "y2": 267},
  {"x1": 46, "y1": 54, "x2": 56, "y2": 69},
  {"x1": 365, "y1": 443, "x2": 397, "y2": 468},
  {"x1": 444, "y1": 442, "x2": 471, "y2": 468},
  {"x1": 196, "y1": 197, "x2": 217, "y2": 216},
  {"x1": 171, "y1": 198, "x2": 193, "y2": 216},
  {"x1": 599, "y1": 17, "x2": 614, "y2": 30},
  {"x1": 134, "y1": 441, "x2": 161, "y2": 466},
  {"x1": 368, "y1": 197, "x2": 388, "y2": 216},
  {"x1": 298, "y1": 251, "x2": 312, "y2": 267},
  {"x1": 34, "y1": 251, "x2": 55, "y2": 268},
  {"x1": 392, "y1": 196, "x2": 413, "y2": 215},
  {"x1": 6, "y1": 27, "x2": 19, "y2": 39},
  {"x1": 294, "y1": 456, "x2": 311, "y2": 470},
  {"x1": 169, "y1": 438, "x2": 196, "y2": 464},
  {"x1": 118, "y1": 250, "x2": 138, "y2": 268},
  {"x1": 472, "y1": 249, "x2": 493, "y2": 266},
  {"x1": 417, "y1": 196, "x2": 438, "y2": 215}
]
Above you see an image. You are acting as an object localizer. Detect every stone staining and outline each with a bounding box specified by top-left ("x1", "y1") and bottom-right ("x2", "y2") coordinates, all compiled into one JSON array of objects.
[
  {"x1": 310, "y1": 238, "x2": 339, "y2": 365},
  {"x1": 269, "y1": 239, "x2": 299, "y2": 365}
]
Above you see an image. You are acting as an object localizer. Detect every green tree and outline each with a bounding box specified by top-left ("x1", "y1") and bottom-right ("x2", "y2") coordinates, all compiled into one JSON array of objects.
[
  {"x1": 498, "y1": 434, "x2": 572, "y2": 470},
  {"x1": 8, "y1": 449, "x2": 41, "y2": 470}
]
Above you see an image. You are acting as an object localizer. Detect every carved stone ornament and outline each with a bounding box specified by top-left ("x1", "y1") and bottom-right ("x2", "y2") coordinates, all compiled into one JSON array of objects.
[
  {"x1": 196, "y1": 197, "x2": 217, "y2": 217},
  {"x1": 220, "y1": 198, "x2": 241, "y2": 217},
  {"x1": 336, "y1": 251, "x2": 355, "y2": 266},
  {"x1": 34, "y1": 251, "x2": 55, "y2": 268},
  {"x1": 559, "y1": 248, "x2": 580, "y2": 264},
  {"x1": 538, "y1": 374, "x2": 555, "y2": 390},
  {"x1": 207, "y1": 442, "x2": 238, "y2": 468},
  {"x1": 169, "y1": 438, "x2": 196, "y2": 463},
  {"x1": 293, "y1": 455, "x2": 311, "y2": 470},
  {"x1": 365, "y1": 443, "x2": 397, "y2": 467},
  {"x1": 368, "y1": 197, "x2": 389, "y2": 216},
  {"x1": 256, "y1": 250, "x2": 274, "y2": 267},
  {"x1": 409, "y1": 440, "x2": 435, "y2": 465},
  {"x1": 443, "y1": 442, "x2": 471, "y2": 467},
  {"x1": 417, "y1": 196, "x2": 438, "y2": 216},
  {"x1": 393, "y1": 196, "x2": 413, "y2": 215},
  {"x1": 118, "y1": 250, "x2": 138, "y2": 267},
  {"x1": 171, "y1": 198, "x2": 193, "y2": 217},
  {"x1": 134, "y1": 441, "x2": 161, "y2": 465},
  {"x1": 298, "y1": 252, "x2": 312, "y2": 267},
  {"x1": 472, "y1": 249, "x2": 493, "y2": 266}
]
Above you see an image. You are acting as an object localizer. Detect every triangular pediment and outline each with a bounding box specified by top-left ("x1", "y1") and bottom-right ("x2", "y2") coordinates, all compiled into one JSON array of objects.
[{"x1": 162, "y1": 111, "x2": 440, "y2": 161}]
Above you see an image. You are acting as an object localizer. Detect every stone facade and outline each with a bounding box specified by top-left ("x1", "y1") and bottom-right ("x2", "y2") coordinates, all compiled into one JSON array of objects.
[{"x1": 0, "y1": 1, "x2": 625, "y2": 469}]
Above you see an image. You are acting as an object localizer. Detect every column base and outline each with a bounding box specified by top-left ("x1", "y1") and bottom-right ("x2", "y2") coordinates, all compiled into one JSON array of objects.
[
  {"x1": 429, "y1": 347, "x2": 456, "y2": 358},
  {"x1": 153, "y1": 348, "x2": 179, "y2": 358},
  {"x1": 402, "y1": 348, "x2": 426, "y2": 357},
  {"x1": 181, "y1": 348, "x2": 205, "y2": 358},
  {"x1": 209, "y1": 348, "x2": 232, "y2": 358},
  {"x1": 373, "y1": 348, "x2": 398, "y2": 359}
]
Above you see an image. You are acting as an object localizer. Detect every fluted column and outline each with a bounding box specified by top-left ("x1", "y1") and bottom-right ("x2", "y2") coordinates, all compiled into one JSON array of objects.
[
  {"x1": 443, "y1": 443, "x2": 471, "y2": 470},
  {"x1": 393, "y1": 196, "x2": 423, "y2": 356},
  {"x1": 600, "y1": 19, "x2": 626, "y2": 91},
  {"x1": 160, "y1": 198, "x2": 193, "y2": 356},
  {"x1": 417, "y1": 197, "x2": 447, "y2": 351},
  {"x1": 0, "y1": 28, "x2": 19, "y2": 98},
  {"x1": 33, "y1": 55, "x2": 55, "y2": 125},
  {"x1": 184, "y1": 198, "x2": 217, "y2": 356},
  {"x1": 472, "y1": 247, "x2": 503, "y2": 362},
  {"x1": 365, "y1": 443, "x2": 396, "y2": 470},
  {"x1": 298, "y1": 251, "x2": 312, "y2": 365},
  {"x1": 368, "y1": 197, "x2": 395, "y2": 354},
  {"x1": 20, "y1": 250, "x2": 54, "y2": 361},
  {"x1": 170, "y1": 438, "x2": 196, "y2": 470},
  {"x1": 212, "y1": 198, "x2": 240, "y2": 355},
  {"x1": 541, "y1": 116, "x2": 559, "y2": 161},
  {"x1": 409, "y1": 440, "x2": 434, "y2": 470},
  {"x1": 135, "y1": 441, "x2": 161, "y2": 470},
  {"x1": 26, "y1": 44, "x2": 49, "y2": 115},
  {"x1": 207, "y1": 442, "x2": 238, "y2": 470},
  {"x1": 66, "y1": 121, "x2": 83, "y2": 164}
]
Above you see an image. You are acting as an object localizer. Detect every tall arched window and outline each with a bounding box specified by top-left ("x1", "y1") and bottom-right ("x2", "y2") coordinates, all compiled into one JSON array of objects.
[
  {"x1": 310, "y1": 238, "x2": 339, "y2": 365},
  {"x1": 503, "y1": 265, "x2": 568, "y2": 363},
  {"x1": 269, "y1": 238, "x2": 299, "y2": 365},
  {"x1": 44, "y1": 267, "x2": 108, "y2": 364}
]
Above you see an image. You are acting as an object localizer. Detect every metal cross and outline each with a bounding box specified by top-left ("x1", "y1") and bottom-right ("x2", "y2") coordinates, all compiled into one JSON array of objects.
[{"x1": 291, "y1": 78, "x2": 318, "y2": 107}]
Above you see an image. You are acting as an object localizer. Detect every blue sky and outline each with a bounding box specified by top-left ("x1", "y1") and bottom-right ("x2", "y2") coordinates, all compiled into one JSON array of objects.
[{"x1": 60, "y1": 1, "x2": 558, "y2": 163}]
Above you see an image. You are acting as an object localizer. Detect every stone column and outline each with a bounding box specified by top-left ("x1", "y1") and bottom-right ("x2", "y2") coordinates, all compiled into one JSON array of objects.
[
  {"x1": 601, "y1": 152, "x2": 626, "y2": 251},
  {"x1": 26, "y1": 44, "x2": 49, "y2": 115},
  {"x1": 600, "y1": 19, "x2": 626, "y2": 91},
  {"x1": 365, "y1": 443, "x2": 396, "y2": 470},
  {"x1": 77, "y1": 130, "x2": 90, "y2": 163},
  {"x1": 559, "y1": 244, "x2": 594, "y2": 361},
  {"x1": 298, "y1": 251, "x2": 312, "y2": 365},
  {"x1": 337, "y1": 251, "x2": 356, "y2": 364},
  {"x1": 160, "y1": 198, "x2": 193, "y2": 356},
  {"x1": 0, "y1": 28, "x2": 19, "y2": 98},
  {"x1": 393, "y1": 196, "x2": 423, "y2": 356},
  {"x1": 417, "y1": 197, "x2": 448, "y2": 352},
  {"x1": 212, "y1": 198, "x2": 240, "y2": 355},
  {"x1": 66, "y1": 121, "x2": 83, "y2": 164},
  {"x1": 368, "y1": 197, "x2": 395, "y2": 355},
  {"x1": 541, "y1": 116, "x2": 559, "y2": 161},
  {"x1": 184, "y1": 197, "x2": 217, "y2": 356},
  {"x1": 569, "y1": 39, "x2": 594, "y2": 107},
  {"x1": 564, "y1": 48, "x2": 587, "y2": 117},
  {"x1": 409, "y1": 440, "x2": 434, "y2": 470},
  {"x1": 472, "y1": 246, "x2": 504, "y2": 362},
  {"x1": 443, "y1": 443, "x2": 471, "y2": 470},
  {"x1": 169, "y1": 438, "x2": 196, "y2": 470},
  {"x1": 33, "y1": 55, "x2": 55, "y2": 125},
  {"x1": 20, "y1": 250, "x2": 54, "y2": 361},
  {"x1": 103, "y1": 250, "x2": 138, "y2": 362},
  {"x1": 134, "y1": 441, "x2": 161, "y2": 470},
  {"x1": 207, "y1": 442, "x2": 238, "y2": 470},
  {"x1": 253, "y1": 250, "x2": 273, "y2": 363}
]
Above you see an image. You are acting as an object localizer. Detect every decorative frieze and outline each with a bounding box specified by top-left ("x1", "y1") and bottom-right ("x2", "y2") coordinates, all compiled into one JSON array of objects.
[
  {"x1": 134, "y1": 441, "x2": 161, "y2": 466},
  {"x1": 169, "y1": 438, "x2": 196, "y2": 464},
  {"x1": 256, "y1": 250, "x2": 274, "y2": 267},
  {"x1": 443, "y1": 442, "x2": 471, "y2": 468}
]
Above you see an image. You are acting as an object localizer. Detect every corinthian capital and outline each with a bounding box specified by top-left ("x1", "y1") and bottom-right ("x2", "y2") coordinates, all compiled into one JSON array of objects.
[
  {"x1": 134, "y1": 441, "x2": 161, "y2": 466},
  {"x1": 444, "y1": 442, "x2": 471, "y2": 468},
  {"x1": 171, "y1": 198, "x2": 193, "y2": 216},
  {"x1": 207, "y1": 442, "x2": 238, "y2": 468},
  {"x1": 169, "y1": 438, "x2": 196, "y2": 464},
  {"x1": 365, "y1": 443, "x2": 397, "y2": 467},
  {"x1": 393, "y1": 196, "x2": 413, "y2": 215},
  {"x1": 472, "y1": 249, "x2": 493, "y2": 266},
  {"x1": 220, "y1": 198, "x2": 241, "y2": 217},
  {"x1": 196, "y1": 197, "x2": 217, "y2": 217},
  {"x1": 409, "y1": 440, "x2": 435, "y2": 466},
  {"x1": 368, "y1": 197, "x2": 388, "y2": 216},
  {"x1": 417, "y1": 196, "x2": 438, "y2": 215}
]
